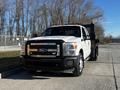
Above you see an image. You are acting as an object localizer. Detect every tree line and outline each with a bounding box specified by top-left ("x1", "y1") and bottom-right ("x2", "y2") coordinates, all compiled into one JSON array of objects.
[{"x1": 0, "y1": 0, "x2": 104, "y2": 40}]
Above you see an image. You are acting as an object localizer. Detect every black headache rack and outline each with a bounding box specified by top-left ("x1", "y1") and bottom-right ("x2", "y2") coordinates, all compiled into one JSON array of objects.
[{"x1": 82, "y1": 23, "x2": 96, "y2": 40}]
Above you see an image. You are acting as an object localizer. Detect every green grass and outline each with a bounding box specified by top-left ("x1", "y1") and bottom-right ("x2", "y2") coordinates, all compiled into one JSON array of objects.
[
  {"x1": 0, "y1": 51, "x2": 20, "y2": 58},
  {"x1": 0, "y1": 51, "x2": 21, "y2": 72}
]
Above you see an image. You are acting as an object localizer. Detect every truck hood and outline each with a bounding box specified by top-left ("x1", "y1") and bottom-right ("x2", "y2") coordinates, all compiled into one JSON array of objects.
[{"x1": 29, "y1": 36, "x2": 78, "y2": 42}]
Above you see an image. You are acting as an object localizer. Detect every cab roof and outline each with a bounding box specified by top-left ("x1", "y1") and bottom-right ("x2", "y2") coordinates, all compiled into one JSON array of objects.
[{"x1": 50, "y1": 25, "x2": 84, "y2": 28}]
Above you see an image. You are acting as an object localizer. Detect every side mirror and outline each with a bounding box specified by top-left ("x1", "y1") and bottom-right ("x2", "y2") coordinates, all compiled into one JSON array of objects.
[
  {"x1": 83, "y1": 35, "x2": 87, "y2": 40},
  {"x1": 95, "y1": 39, "x2": 99, "y2": 43}
]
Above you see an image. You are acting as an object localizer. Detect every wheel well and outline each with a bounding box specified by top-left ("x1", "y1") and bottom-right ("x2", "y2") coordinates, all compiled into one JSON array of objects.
[{"x1": 79, "y1": 49, "x2": 84, "y2": 57}]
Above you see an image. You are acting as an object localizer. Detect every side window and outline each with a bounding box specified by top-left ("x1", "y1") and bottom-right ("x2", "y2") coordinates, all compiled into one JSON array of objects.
[{"x1": 84, "y1": 28, "x2": 90, "y2": 40}]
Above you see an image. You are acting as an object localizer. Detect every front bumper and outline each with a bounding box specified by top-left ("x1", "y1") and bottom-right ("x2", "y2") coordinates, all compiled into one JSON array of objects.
[{"x1": 20, "y1": 56, "x2": 77, "y2": 71}]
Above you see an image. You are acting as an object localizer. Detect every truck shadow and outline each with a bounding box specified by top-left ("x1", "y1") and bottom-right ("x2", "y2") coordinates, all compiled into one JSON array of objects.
[
  {"x1": 5, "y1": 71, "x2": 74, "y2": 80},
  {"x1": 34, "y1": 71, "x2": 74, "y2": 77}
]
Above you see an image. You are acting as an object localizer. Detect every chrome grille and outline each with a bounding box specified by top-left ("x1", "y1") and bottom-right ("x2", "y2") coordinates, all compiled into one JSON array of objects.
[{"x1": 27, "y1": 42, "x2": 60, "y2": 57}]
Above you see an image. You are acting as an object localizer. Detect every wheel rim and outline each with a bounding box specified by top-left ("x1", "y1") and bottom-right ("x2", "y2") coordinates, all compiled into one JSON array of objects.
[{"x1": 79, "y1": 55, "x2": 83, "y2": 72}]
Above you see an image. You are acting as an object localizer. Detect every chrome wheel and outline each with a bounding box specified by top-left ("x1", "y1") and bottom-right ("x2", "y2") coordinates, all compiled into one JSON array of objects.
[
  {"x1": 73, "y1": 53, "x2": 84, "y2": 76},
  {"x1": 79, "y1": 55, "x2": 84, "y2": 72}
]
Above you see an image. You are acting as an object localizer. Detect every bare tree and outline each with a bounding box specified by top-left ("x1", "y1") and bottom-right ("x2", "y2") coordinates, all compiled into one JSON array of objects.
[
  {"x1": 21, "y1": 0, "x2": 24, "y2": 36},
  {"x1": 66, "y1": 0, "x2": 84, "y2": 24},
  {"x1": 49, "y1": 0, "x2": 64, "y2": 25},
  {"x1": 25, "y1": 0, "x2": 31, "y2": 36},
  {"x1": 0, "y1": 0, "x2": 104, "y2": 38},
  {"x1": 95, "y1": 24, "x2": 104, "y2": 42},
  {"x1": 0, "y1": 0, "x2": 6, "y2": 34},
  {"x1": 8, "y1": 7, "x2": 16, "y2": 36},
  {"x1": 15, "y1": 0, "x2": 21, "y2": 35}
]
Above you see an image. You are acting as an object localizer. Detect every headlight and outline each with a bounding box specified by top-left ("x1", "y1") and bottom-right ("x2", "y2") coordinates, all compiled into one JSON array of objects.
[
  {"x1": 20, "y1": 41, "x2": 26, "y2": 55},
  {"x1": 63, "y1": 42, "x2": 77, "y2": 56}
]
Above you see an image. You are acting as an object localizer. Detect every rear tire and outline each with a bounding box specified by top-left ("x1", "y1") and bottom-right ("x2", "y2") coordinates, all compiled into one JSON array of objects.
[
  {"x1": 73, "y1": 53, "x2": 84, "y2": 77},
  {"x1": 89, "y1": 47, "x2": 98, "y2": 61}
]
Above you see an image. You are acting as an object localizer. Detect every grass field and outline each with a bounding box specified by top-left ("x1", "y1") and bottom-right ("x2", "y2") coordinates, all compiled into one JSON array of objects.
[
  {"x1": 0, "y1": 51, "x2": 21, "y2": 72},
  {"x1": 0, "y1": 51, "x2": 20, "y2": 58}
]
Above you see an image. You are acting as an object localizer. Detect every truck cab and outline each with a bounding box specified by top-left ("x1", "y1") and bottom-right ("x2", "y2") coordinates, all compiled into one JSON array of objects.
[{"x1": 21, "y1": 24, "x2": 98, "y2": 76}]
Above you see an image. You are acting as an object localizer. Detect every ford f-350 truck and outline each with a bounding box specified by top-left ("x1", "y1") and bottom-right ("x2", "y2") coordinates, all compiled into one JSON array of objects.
[{"x1": 21, "y1": 23, "x2": 99, "y2": 76}]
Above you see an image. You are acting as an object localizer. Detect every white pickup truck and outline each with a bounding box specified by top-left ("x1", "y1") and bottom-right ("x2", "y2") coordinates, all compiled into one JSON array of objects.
[{"x1": 21, "y1": 23, "x2": 99, "y2": 76}]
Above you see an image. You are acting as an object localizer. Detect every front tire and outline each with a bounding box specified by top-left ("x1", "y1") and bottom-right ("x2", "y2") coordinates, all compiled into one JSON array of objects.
[{"x1": 73, "y1": 53, "x2": 84, "y2": 76}]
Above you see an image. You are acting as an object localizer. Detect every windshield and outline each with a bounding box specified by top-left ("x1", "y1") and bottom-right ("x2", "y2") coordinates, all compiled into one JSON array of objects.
[{"x1": 43, "y1": 26, "x2": 81, "y2": 37}]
